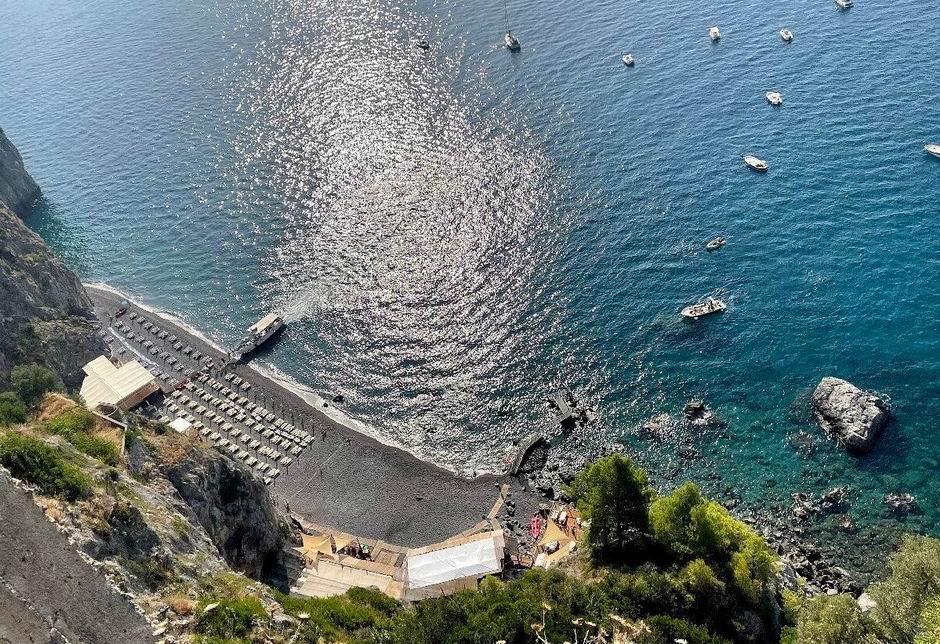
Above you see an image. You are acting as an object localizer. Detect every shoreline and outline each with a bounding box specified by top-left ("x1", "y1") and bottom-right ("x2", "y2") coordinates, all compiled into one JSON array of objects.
[
  {"x1": 84, "y1": 281, "x2": 481, "y2": 476},
  {"x1": 84, "y1": 282, "x2": 504, "y2": 548}
]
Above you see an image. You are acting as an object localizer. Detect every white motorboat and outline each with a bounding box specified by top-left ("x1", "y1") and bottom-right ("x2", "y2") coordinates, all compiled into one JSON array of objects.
[
  {"x1": 766, "y1": 91, "x2": 784, "y2": 106},
  {"x1": 780, "y1": 29, "x2": 794, "y2": 42},
  {"x1": 622, "y1": 53, "x2": 635, "y2": 66},
  {"x1": 836, "y1": 0, "x2": 853, "y2": 9},
  {"x1": 925, "y1": 143, "x2": 940, "y2": 158},
  {"x1": 228, "y1": 314, "x2": 286, "y2": 362},
  {"x1": 705, "y1": 237, "x2": 726, "y2": 252},
  {"x1": 681, "y1": 297, "x2": 727, "y2": 319},
  {"x1": 743, "y1": 155, "x2": 769, "y2": 172},
  {"x1": 709, "y1": 26, "x2": 721, "y2": 41}
]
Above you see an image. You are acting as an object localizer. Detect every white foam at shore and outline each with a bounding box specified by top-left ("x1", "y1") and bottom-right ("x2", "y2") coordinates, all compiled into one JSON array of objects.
[{"x1": 84, "y1": 281, "x2": 488, "y2": 477}]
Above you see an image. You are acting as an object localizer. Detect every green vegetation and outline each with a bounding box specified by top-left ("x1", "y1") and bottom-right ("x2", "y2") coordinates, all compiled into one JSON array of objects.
[
  {"x1": 45, "y1": 407, "x2": 119, "y2": 465},
  {"x1": 11, "y1": 363, "x2": 61, "y2": 407},
  {"x1": 195, "y1": 596, "x2": 267, "y2": 643},
  {"x1": 868, "y1": 535, "x2": 940, "y2": 643},
  {"x1": 566, "y1": 453, "x2": 653, "y2": 560},
  {"x1": 0, "y1": 391, "x2": 27, "y2": 426},
  {"x1": 790, "y1": 594, "x2": 870, "y2": 644},
  {"x1": 0, "y1": 432, "x2": 92, "y2": 500}
]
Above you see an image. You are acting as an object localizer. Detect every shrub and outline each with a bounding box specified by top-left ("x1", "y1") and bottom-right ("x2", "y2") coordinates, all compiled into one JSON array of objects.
[
  {"x1": 640, "y1": 615, "x2": 731, "y2": 644},
  {"x1": 649, "y1": 484, "x2": 750, "y2": 559},
  {"x1": 196, "y1": 596, "x2": 267, "y2": 641},
  {"x1": 868, "y1": 535, "x2": 940, "y2": 643},
  {"x1": 277, "y1": 589, "x2": 395, "y2": 641},
  {"x1": 566, "y1": 454, "x2": 653, "y2": 561},
  {"x1": 11, "y1": 364, "x2": 61, "y2": 407},
  {"x1": 794, "y1": 594, "x2": 870, "y2": 644},
  {"x1": 730, "y1": 535, "x2": 778, "y2": 606},
  {"x1": 0, "y1": 433, "x2": 92, "y2": 500},
  {"x1": 916, "y1": 595, "x2": 940, "y2": 644},
  {"x1": 46, "y1": 408, "x2": 119, "y2": 466},
  {"x1": 0, "y1": 392, "x2": 27, "y2": 426}
]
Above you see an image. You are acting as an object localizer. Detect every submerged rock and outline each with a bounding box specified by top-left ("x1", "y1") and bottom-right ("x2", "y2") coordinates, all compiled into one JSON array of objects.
[
  {"x1": 682, "y1": 399, "x2": 726, "y2": 429},
  {"x1": 811, "y1": 377, "x2": 890, "y2": 453},
  {"x1": 884, "y1": 492, "x2": 918, "y2": 514}
]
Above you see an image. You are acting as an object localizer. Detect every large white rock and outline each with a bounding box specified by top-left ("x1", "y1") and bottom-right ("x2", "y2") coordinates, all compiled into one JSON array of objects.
[{"x1": 812, "y1": 377, "x2": 890, "y2": 453}]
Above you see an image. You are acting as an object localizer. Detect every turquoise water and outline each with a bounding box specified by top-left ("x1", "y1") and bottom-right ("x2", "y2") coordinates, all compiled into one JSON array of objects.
[{"x1": 2, "y1": 0, "x2": 939, "y2": 568}]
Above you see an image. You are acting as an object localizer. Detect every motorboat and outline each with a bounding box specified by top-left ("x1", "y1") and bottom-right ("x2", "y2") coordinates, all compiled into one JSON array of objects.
[
  {"x1": 766, "y1": 91, "x2": 784, "y2": 106},
  {"x1": 709, "y1": 26, "x2": 721, "y2": 41},
  {"x1": 705, "y1": 237, "x2": 726, "y2": 251},
  {"x1": 228, "y1": 314, "x2": 286, "y2": 362},
  {"x1": 622, "y1": 53, "x2": 635, "y2": 66},
  {"x1": 681, "y1": 297, "x2": 727, "y2": 319},
  {"x1": 925, "y1": 143, "x2": 940, "y2": 158},
  {"x1": 415, "y1": 39, "x2": 430, "y2": 50},
  {"x1": 836, "y1": 0, "x2": 853, "y2": 8},
  {"x1": 743, "y1": 155, "x2": 769, "y2": 172},
  {"x1": 780, "y1": 29, "x2": 794, "y2": 42}
]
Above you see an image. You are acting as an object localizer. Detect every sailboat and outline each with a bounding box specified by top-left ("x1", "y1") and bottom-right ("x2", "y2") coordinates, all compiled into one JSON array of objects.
[{"x1": 503, "y1": 0, "x2": 521, "y2": 50}]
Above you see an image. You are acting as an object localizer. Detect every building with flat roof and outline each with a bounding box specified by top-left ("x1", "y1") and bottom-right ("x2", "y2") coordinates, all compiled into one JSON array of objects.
[{"x1": 79, "y1": 356, "x2": 159, "y2": 412}]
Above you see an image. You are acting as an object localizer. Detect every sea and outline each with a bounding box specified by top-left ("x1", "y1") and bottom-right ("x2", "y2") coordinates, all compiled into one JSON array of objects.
[{"x1": 2, "y1": 0, "x2": 939, "y2": 571}]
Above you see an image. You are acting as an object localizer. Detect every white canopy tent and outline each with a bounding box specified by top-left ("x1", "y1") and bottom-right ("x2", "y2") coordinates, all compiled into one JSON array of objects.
[
  {"x1": 168, "y1": 417, "x2": 193, "y2": 433},
  {"x1": 404, "y1": 531, "x2": 503, "y2": 590}
]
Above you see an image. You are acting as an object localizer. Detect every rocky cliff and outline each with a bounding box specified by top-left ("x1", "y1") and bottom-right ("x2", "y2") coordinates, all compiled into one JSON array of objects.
[
  {"x1": 0, "y1": 128, "x2": 41, "y2": 217},
  {"x1": 0, "y1": 132, "x2": 106, "y2": 388}
]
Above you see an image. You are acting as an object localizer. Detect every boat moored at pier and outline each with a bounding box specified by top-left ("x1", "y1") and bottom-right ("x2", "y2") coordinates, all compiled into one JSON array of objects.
[{"x1": 229, "y1": 313, "x2": 286, "y2": 362}]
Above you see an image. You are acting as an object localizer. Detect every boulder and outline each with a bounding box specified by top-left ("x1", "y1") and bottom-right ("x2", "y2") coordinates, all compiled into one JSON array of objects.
[{"x1": 811, "y1": 377, "x2": 889, "y2": 453}]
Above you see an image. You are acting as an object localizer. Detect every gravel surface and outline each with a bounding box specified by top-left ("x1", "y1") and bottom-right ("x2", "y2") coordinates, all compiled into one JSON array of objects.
[
  {"x1": 86, "y1": 285, "x2": 503, "y2": 547},
  {"x1": 0, "y1": 475, "x2": 153, "y2": 644}
]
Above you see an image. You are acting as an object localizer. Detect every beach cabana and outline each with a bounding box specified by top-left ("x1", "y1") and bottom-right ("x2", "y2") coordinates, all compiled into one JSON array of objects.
[{"x1": 79, "y1": 356, "x2": 159, "y2": 412}]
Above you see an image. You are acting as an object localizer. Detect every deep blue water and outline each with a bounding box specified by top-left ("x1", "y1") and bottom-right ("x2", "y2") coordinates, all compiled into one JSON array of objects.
[{"x1": 2, "y1": 0, "x2": 939, "y2": 566}]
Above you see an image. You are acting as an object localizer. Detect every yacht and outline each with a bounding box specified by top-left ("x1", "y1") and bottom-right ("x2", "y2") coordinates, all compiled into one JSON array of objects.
[
  {"x1": 681, "y1": 297, "x2": 727, "y2": 320},
  {"x1": 228, "y1": 314, "x2": 286, "y2": 362},
  {"x1": 622, "y1": 53, "x2": 635, "y2": 66},
  {"x1": 706, "y1": 237, "x2": 726, "y2": 252},
  {"x1": 925, "y1": 143, "x2": 940, "y2": 158},
  {"x1": 766, "y1": 91, "x2": 784, "y2": 106},
  {"x1": 709, "y1": 26, "x2": 721, "y2": 41},
  {"x1": 743, "y1": 155, "x2": 769, "y2": 172},
  {"x1": 836, "y1": 0, "x2": 853, "y2": 9},
  {"x1": 779, "y1": 29, "x2": 794, "y2": 42}
]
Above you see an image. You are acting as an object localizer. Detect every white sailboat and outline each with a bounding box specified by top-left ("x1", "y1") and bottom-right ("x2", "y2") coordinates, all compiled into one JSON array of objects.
[{"x1": 503, "y1": 0, "x2": 521, "y2": 50}]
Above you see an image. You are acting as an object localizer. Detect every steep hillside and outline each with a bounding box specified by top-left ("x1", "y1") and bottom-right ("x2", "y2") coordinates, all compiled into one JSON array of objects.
[{"x1": 0, "y1": 132, "x2": 105, "y2": 387}]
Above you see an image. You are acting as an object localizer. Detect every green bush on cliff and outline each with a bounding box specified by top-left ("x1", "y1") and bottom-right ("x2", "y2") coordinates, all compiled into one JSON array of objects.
[
  {"x1": 0, "y1": 392, "x2": 27, "y2": 426},
  {"x1": 11, "y1": 363, "x2": 61, "y2": 407},
  {"x1": 277, "y1": 588, "x2": 395, "y2": 641},
  {"x1": 195, "y1": 596, "x2": 267, "y2": 643},
  {"x1": 45, "y1": 407, "x2": 119, "y2": 465},
  {"x1": 791, "y1": 594, "x2": 870, "y2": 644},
  {"x1": 566, "y1": 453, "x2": 654, "y2": 560},
  {"x1": 0, "y1": 432, "x2": 92, "y2": 500},
  {"x1": 868, "y1": 534, "x2": 940, "y2": 643}
]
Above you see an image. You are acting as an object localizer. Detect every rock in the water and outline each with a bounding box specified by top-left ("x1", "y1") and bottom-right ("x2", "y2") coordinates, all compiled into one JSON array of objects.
[
  {"x1": 884, "y1": 492, "x2": 918, "y2": 514},
  {"x1": 811, "y1": 377, "x2": 889, "y2": 453}
]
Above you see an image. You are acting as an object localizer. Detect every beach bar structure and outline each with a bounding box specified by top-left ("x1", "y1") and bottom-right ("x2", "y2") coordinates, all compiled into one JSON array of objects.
[
  {"x1": 79, "y1": 356, "x2": 159, "y2": 412},
  {"x1": 291, "y1": 528, "x2": 506, "y2": 602}
]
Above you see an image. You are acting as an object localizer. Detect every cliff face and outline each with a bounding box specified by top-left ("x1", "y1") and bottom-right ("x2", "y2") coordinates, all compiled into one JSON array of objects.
[
  {"x1": 161, "y1": 444, "x2": 294, "y2": 585},
  {"x1": 0, "y1": 128, "x2": 41, "y2": 218},
  {"x1": 0, "y1": 132, "x2": 106, "y2": 388}
]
